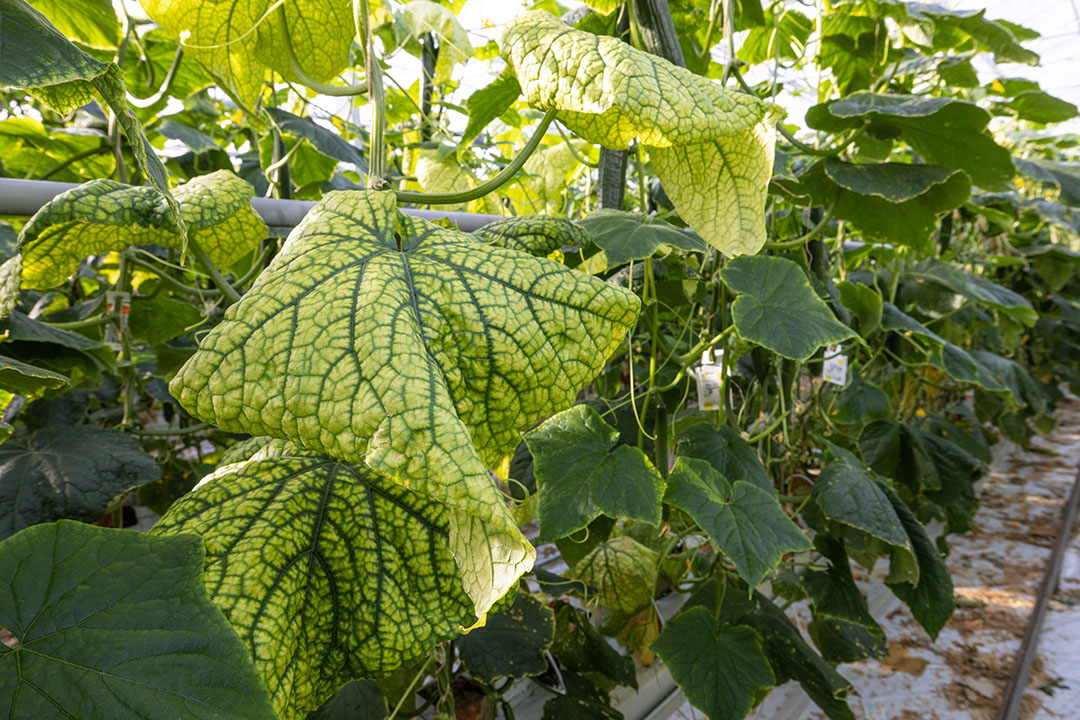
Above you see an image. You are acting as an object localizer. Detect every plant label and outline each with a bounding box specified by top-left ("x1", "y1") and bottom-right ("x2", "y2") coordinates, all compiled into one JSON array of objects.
[
  {"x1": 822, "y1": 344, "x2": 848, "y2": 386},
  {"x1": 695, "y1": 350, "x2": 726, "y2": 410},
  {"x1": 104, "y1": 291, "x2": 131, "y2": 351}
]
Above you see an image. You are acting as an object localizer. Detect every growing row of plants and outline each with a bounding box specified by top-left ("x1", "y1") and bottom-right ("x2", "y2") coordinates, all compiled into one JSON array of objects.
[{"x1": 1, "y1": 0, "x2": 1079, "y2": 718}]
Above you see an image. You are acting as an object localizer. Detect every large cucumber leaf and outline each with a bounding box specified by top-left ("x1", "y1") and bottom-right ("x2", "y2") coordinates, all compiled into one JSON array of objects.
[
  {"x1": 0, "y1": 521, "x2": 276, "y2": 720},
  {"x1": 19, "y1": 171, "x2": 267, "y2": 288},
  {"x1": 456, "y1": 593, "x2": 555, "y2": 683},
  {"x1": 152, "y1": 438, "x2": 474, "y2": 720},
  {"x1": 575, "y1": 535, "x2": 658, "y2": 616},
  {"x1": 498, "y1": 10, "x2": 777, "y2": 255},
  {"x1": 170, "y1": 190, "x2": 638, "y2": 617},
  {"x1": 665, "y1": 457, "x2": 811, "y2": 588},
  {"x1": 720, "y1": 255, "x2": 856, "y2": 361},
  {"x1": 0, "y1": 426, "x2": 160, "y2": 540},
  {"x1": 909, "y1": 258, "x2": 1038, "y2": 326},
  {"x1": 474, "y1": 215, "x2": 590, "y2": 257},
  {"x1": 525, "y1": 404, "x2": 666, "y2": 542},
  {"x1": 139, "y1": 0, "x2": 356, "y2": 112},
  {"x1": 804, "y1": 536, "x2": 887, "y2": 663}
]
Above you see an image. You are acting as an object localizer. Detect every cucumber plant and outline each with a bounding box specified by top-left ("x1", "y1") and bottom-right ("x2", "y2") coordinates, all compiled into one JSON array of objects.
[{"x1": 0, "y1": 0, "x2": 1078, "y2": 719}]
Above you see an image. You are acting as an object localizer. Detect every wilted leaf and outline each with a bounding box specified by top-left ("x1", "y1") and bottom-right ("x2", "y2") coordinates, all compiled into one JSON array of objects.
[{"x1": 575, "y1": 535, "x2": 658, "y2": 615}]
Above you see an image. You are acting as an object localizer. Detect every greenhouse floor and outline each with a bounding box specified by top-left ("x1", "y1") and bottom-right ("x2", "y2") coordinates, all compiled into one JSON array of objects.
[{"x1": 706, "y1": 394, "x2": 1080, "y2": 720}]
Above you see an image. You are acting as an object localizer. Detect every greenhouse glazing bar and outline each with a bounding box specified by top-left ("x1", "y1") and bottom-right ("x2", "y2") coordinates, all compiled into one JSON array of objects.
[{"x1": 0, "y1": 178, "x2": 506, "y2": 232}]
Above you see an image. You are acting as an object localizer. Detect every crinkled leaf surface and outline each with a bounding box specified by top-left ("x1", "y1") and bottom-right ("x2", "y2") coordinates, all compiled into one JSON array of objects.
[
  {"x1": 499, "y1": 10, "x2": 777, "y2": 255},
  {"x1": 521, "y1": 139, "x2": 590, "y2": 213},
  {"x1": 720, "y1": 255, "x2": 856, "y2": 361},
  {"x1": 525, "y1": 404, "x2": 665, "y2": 542},
  {"x1": 575, "y1": 535, "x2": 658, "y2": 615},
  {"x1": 140, "y1": 0, "x2": 355, "y2": 111},
  {"x1": 0, "y1": 521, "x2": 276, "y2": 720},
  {"x1": 798, "y1": 158, "x2": 971, "y2": 251},
  {"x1": 806, "y1": 93, "x2": 1014, "y2": 189},
  {"x1": 456, "y1": 593, "x2": 554, "y2": 683},
  {"x1": 911, "y1": 258, "x2": 1037, "y2": 326},
  {"x1": 665, "y1": 457, "x2": 811, "y2": 588},
  {"x1": 577, "y1": 209, "x2": 707, "y2": 267},
  {"x1": 170, "y1": 190, "x2": 638, "y2": 616},
  {"x1": 19, "y1": 172, "x2": 266, "y2": 288},
  {"x1": 652, "y1": 607, "x2": 774, "y2": 720},
  {"x1": 152, "y1": 438, "x2": 474, "y2": 719},
  {"x1": 0, "y1": 426, "x2": 160, "y2": 541},
  {"x1": 474, "y1": 215, "x2": 589, "y2": 257},
  {"x1": 0, "y1": 255, "x2": 21, "y2": 321}
]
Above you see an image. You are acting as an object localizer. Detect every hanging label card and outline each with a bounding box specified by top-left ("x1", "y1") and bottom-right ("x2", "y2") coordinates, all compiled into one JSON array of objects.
[{"x1": 822, "y1": 344, "x2": 848, "y2": 387}]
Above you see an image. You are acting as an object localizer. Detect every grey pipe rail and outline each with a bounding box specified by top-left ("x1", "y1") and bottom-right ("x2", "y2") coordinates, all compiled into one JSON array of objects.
[{"x1": 0, "y1": 178, "x2": 505, "y2": 232}]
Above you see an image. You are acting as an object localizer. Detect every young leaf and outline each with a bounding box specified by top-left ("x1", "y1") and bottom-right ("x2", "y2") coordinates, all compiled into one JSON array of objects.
[
  {"x1": 0, "y1": 426, "x2": 160, "y2": 541},
  {"x1": 651, "y1": 607, "x2": 775, "y2": 720},
  {"x1": 19, "y1": 172, "x2": 267, "y2": 288},
  {"x1": 577, "y1": 209, "x2": 706, "y2": 267},
  {"x1": 796, "y1": 159, "x2": 971, "y2": 251},
  {"x1": 0, "y1": 521, "x2": 276, "y2": 720},
  {"x1": 525, "y1": 404, "x2": 666, "y2": 542},
  {"x1": 664, "y1": 457, "x2": 811, "y2": 588},
  {"x1": 401, "y1": 1, "x2": 473, "y2": 82},
  {"x1": 720, "y1": 255, "x2": 856, "y2": 362},
  {"x1": 474, "y1": 215, "x2": 590, "y2": 257},
  {"x1": 141, "y1": 0, "x2": 356, "y2": 112},
  {"x1": 152, "y1": 438, "x2": 474, "y2": 719},
  {"x1": 456, "y1": 593, "x2": 555, "y2": 683},
  {"x1": 498, "y1": 10, "x2": 777, "y2": 255},
  {"x1": 461, "y1": 70, "x2": 522, "y2": 148}
]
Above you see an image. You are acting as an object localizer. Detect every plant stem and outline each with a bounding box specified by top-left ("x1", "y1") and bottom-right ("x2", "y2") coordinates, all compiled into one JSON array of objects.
[
  {"x1": 128, "y1": 47, "x2": 184, "y2": 108},
  {"x1": 387, "y1": 657, "x2": 434, "y2": 720},
  {"x1": 46, "y1": 313, "x2": 116, "y2": 330},
  {"x1": 130, "y1": 422, "x2": 211, "y2": 436},
  {"x1": 187, "y1": 239, "x2": 241, "y2": 303},
  {"x1": 393, "y1": 108, "x2": 557, "y2": 204}
]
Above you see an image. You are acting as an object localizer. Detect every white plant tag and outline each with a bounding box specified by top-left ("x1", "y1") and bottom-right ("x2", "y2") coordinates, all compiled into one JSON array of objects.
[
  {"x1": 695, "y1": 349, "x2": 725, "y2": 411},
  {"x1": 104, "y1": 291, "x2": 131, "y2": 351},
  {"x1": 822, "y1": 344, "x2": 848, "y2": 386}
]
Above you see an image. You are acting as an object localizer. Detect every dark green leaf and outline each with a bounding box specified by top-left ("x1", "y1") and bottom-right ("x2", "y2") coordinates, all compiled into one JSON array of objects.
[
  {"x1": 157, "y1": 120, "x2": 221, "y2": 154},
  {"x1": 911, "y1": 258, "x2": 1037, "y2": 326},
  {"x1": 0, "y1": 426, "x2": 160, "y2": 540},
  {"x1": 720, "y1": 255, "x2": 856, "y2": 361},
  {"x1": 525, "y1": 404, "x2": 665, "y2": 541},
  {"x1": 880, "y1": 482, "x2": 955, "y2": 638},
  {"x1": 129, "y1": 292, "x2": 204, "y2": 345},
  {"x1": 675, "y1": 423, "x2": 772, "y2": 492},
  {"x1": 665, "y1": 457, "x2": 811, "y2": 588},
  {"x1": 804, "y1": 536, "x2": 886, "y2": 663},
  {"x1": 0, "y1": 520, "x2": 276, "y2": 719},
  {"x1": 305, "y1": 680, "x2": 386, "y2": 720},
  {"x1": 457, "y1": 593, "x2": 555, "y2": 683},
  {"x1": 811, "y1": 459, "x2": 911, "y2": 554},
  {"x1": 652, "y1": 607, "x2": 774, "y2": 720},
  {"x1": 577, "y1": 209, "x2": 707, "y2": 266},
  {"x1": 551, "y1": 602, "x2": 636, "y2": 690},
  {"x1": 836, "y1": 279, "x2": 881, "y2": 336},
  {"x1": 266, "y1": 107, "x2": 368, "y2": 171},
  {"x1": 833, "y1": 374, "x2": 892, "y2": 425},
  {"x1": 798, "y1": 159, "x2": 971, "y2": 251}
]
